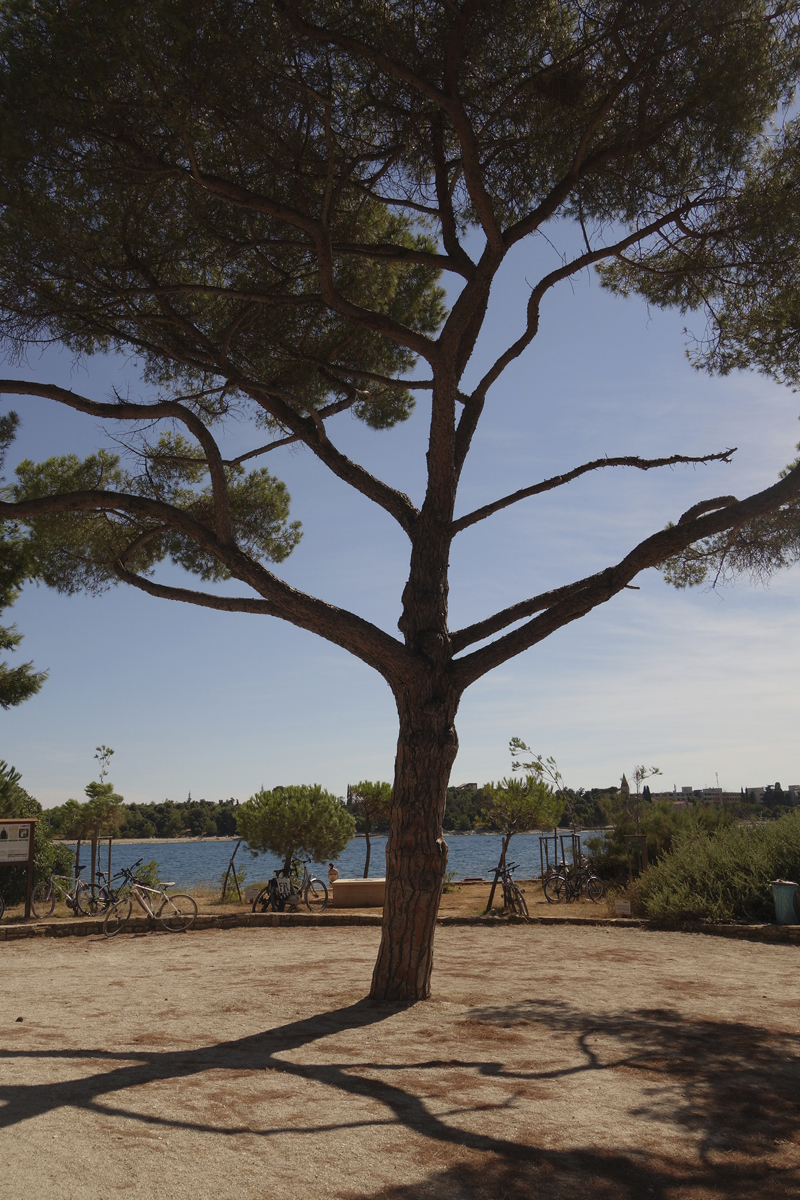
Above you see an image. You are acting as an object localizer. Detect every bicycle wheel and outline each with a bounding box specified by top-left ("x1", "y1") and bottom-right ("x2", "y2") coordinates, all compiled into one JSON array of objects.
[
  {"x1": 76, "y1": 883, "x2": 110, "y2": 916},
  {"x1": 103, "y1": 896, "x2": 132, "y2": 937},
  {"x1": 510, "y1": 883, "x2": 529, "y2": 918},
  {"x1": 158, "y1": 893, "x2": 197, "y2": 932},
  {"x1": 305, "y1": 878, "x2": 328, "y2": 911},
  {"x1": 252, "y1": 884, "x2": 274, "y2": 913},
  {"x1": 543, "y1": 874, "x2": 567, "y2": 904},
  {"x1": 31, "y1": 881, "x2": 55, "y2": 918},
  {"x1": 0, "y1": 893, "x2": 4, "y2": 919},
  {"x1": 585, "y1": 876, "x2": 606, "y2": 903}
]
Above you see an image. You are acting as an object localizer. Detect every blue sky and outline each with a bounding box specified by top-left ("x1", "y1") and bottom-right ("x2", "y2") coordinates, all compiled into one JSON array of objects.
[{"x1": 2, "y1": 233, "x2": 799, "y2": 807}]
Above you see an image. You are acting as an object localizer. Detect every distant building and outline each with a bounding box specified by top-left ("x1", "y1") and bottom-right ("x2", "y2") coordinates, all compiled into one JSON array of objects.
[{"x1": 681, "y1": 786, "x2": 693, "y2": 795}]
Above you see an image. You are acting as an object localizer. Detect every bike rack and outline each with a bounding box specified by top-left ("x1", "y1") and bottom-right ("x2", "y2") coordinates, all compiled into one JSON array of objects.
[{"x1": 538, "y1": 829, "x2": 583, "y2": 879}]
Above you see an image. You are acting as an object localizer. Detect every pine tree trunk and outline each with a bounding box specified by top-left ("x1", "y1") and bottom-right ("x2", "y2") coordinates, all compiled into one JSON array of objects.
[
  {"x1": 370, "y1": 692, "x2": 459, "y2": 1001},
  {"x1": 363, "y1": 814, "x2": 371, "y2": 878}
]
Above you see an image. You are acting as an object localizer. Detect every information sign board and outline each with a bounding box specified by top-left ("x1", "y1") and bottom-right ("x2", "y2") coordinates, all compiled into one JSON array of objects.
[
  {"x1": 0, "y1": 817, "x2": 38, "y2": 919},
  {"x1": 0, "y1": 823, "x2": 31, "y2": 863}
]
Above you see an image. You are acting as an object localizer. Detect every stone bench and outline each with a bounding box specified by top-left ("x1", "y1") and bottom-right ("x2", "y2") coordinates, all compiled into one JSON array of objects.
[{"x1": 331, "y1": 877, "x2": 386, "y2": 908}]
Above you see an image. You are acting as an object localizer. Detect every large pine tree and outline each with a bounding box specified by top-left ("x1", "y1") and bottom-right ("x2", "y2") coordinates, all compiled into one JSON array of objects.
[{"x1": 2, "y1": 2, "x2": 800, "y2": 997}]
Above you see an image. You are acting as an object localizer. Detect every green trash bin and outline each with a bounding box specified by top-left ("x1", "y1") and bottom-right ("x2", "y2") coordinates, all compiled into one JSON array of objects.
[{"x1": 770, "y1": 880, "x2": 799, "y2": 925}]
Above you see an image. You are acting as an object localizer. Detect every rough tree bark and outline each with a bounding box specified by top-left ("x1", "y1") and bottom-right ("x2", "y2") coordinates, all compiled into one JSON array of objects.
[{"x1": 372, "y1": 686, "x2": 461, "y2": 1001}]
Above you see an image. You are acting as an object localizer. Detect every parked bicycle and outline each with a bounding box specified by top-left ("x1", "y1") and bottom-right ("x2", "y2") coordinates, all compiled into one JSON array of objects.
[
  {"x1": 543, "y1": 860, "x2": 605, "y2": 904},
  {"x1": 489, "y1": 860, "x2": 529, "y2": 919},
  {"x1": 251, "y1": 858, "x2": 328, "y2": 913},
  {"x1": 103, "y1": 864, "x2": 197, "y2": 937},
  {"x1": 93, "y1": 859, "x2": 134, "y2": 906},
  {"x1": 31, "y1": 864, "x2": 109, "y2": 917}
]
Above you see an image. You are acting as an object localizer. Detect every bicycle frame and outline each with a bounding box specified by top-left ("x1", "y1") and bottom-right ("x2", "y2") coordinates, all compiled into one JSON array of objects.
[
  {"x1": 125, "y1": 881, "x2": 166, "y2": 917},
  {"x1": 48, "y1": 870, "x2": 84, "y2": 908}
]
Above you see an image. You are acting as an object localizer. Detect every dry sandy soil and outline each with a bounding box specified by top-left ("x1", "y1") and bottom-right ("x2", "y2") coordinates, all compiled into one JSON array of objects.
[{"x1": 1, "y1": 924, "x2": 798, "y2": 1200}]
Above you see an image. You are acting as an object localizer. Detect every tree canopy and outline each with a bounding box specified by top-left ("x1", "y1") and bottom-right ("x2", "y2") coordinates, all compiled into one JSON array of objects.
[
  {"x1": 348, "y1": 780, "x2": 392, "y2": 877},
  {"x1": 0, "y1": 413, "x2": 46, "y2": 708},
  {"x1": 237, "y1": 784, "x2": 355, "y2": 871},
  {"x1": 2, "y1": 1, "x2": 800, "y2": 998}
]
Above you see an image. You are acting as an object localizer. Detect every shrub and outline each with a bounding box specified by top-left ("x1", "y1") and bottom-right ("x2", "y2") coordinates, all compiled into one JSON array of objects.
[
  {"x1": 586, "y1": 798, "x2": 734, "y2": 883},
  {"x1": 0, "y1": 760, "x2": 73, "y2": 905},
  {"x1": 133, "y1": 860, "x2": 162, "y2": 890},
  {"x1": 636, "y1": 810, "x2": 800, "y2": 923}
]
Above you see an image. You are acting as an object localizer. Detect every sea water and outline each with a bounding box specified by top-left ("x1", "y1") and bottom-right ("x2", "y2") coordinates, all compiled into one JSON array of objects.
[{"x1": 64, "y1": 830, "x2": 605, "y2": 890}]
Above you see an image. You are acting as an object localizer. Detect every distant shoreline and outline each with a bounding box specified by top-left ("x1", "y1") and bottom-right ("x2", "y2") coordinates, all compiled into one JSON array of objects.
[
  {"x1": 53, "y1": 828, "x2": 609, "y2": 847},
  {"x1": 53, "y1": 836, "x2": 241, "y2": 846}
]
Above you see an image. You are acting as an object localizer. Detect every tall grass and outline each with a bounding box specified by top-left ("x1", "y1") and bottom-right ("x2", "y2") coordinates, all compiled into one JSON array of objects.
[{"x1": 636, "y1": 810, "x2": 800, "y2": 923}]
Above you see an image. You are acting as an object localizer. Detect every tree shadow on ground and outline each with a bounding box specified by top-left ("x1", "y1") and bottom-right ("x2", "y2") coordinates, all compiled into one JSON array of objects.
[
  {"x1": 1, "y1": 996, "x2": 798, "y2": 1199},
  {"x1": 465, "y1": 998, "x2": 800, "y2": 1162}
]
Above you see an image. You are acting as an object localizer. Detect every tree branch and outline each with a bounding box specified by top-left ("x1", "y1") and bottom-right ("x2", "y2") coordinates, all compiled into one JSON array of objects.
[
  {"x1": 113, "y1": 566, "x2": 281, "y2": 615},
  {"x1": 452, "y1": 449, "x2": 736, "y2": 534},
  {"x1": 239, "y1": 381, "x2": 420, "y2": 535},
  {"x1": 453, "y1": 462, "x2": 800, "y2": 686},
  {"x1": 0, "y1": 488, "x2": 414, "y2": 680},
  {"x1": 473, "y1": 206, "x2": 699, "y2": 408},
  {"x1": 0, "y1": 377, "x2": 421, "y2": 538},
  {"x1": 452, "y1": 207, "x2": 699, "y2": 478},
  {"x1": 0, "y1": 380, "x2": 236, "y2": 543},
  {"x1": 450, "y1": 574, "x2": 609, "y2": 654},
  {"x1": 678, "y1": 495, "x2": 738, "y2": 523}
]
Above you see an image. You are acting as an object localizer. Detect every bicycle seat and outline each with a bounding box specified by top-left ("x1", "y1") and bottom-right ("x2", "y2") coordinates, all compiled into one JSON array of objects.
[
  {"x1": 161, "y1": 882, "x2": 175, "y2": 888},
  {"x1": 75, "y1": 866, "x2": 86, "y2": 874}
]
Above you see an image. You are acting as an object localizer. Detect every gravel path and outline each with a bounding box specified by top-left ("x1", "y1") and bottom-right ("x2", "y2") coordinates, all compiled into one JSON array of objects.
[{"x1": 1, "y1": 924, "x2": 798, "y2": 1199}]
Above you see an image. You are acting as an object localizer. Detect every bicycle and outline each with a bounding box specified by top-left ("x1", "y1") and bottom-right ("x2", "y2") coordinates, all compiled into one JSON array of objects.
[
  {"x1": 103, "y1": 865, "x2": 197, "y2": 937},
  {"x1": 31, "y1": 864, "x2": 109, "y2": 917},
  {"x1": 93, "y1": 859, "x2": 134, "y2": 905},
  {"x1": 251, "y1": 858, "x2": 328, "y2": 913},
  {"x1": 489, "y1": 860, "x2": 529, "y2": 919},
  {"x1": 543, "y1": 861, "x2": 605, "y2": 904},
  {"x1": 0, "y1": 893, "x2": 4, "y2": 920}
]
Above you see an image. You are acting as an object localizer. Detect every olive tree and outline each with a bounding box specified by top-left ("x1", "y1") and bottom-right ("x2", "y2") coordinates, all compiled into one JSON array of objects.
[{"x1": 3, "y1": 2, "x2": 800, "y2": 998}]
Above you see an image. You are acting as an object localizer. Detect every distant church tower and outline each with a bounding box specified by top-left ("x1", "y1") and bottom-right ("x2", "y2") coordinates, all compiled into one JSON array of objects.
[{"x1": 620, "y1": 773, "x2": 630, "y2": 796}]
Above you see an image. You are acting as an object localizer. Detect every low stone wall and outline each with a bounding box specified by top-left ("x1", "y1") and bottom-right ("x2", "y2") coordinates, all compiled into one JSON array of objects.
[
  {"x1": 331, "y1": 878, "x2": 386, "y2": 908},
  {"x1": 2, "y1": 911, "x2": 800, "y2": 944}
]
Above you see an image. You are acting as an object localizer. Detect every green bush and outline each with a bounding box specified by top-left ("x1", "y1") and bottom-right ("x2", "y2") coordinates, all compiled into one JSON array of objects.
[
  {"x1": 219, "y1": 863, "x2": 248, "y2": 900},
  {"x1": 0, "y1": 760, "x2": 73, "y2": 905},
  {"x1": 132, "y1": 860, "x2": 162, "y2": 890},
  {"x1": 635, "y1": 810, "x2": 800, "y2": 923},
  {"x1": 586, "y1": 797, "x2": 734, "y2": 883}
]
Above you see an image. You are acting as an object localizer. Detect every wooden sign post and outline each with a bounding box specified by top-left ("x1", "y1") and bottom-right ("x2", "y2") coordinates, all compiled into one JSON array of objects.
[{"x1": 0, "y1": 817, "x2": 38, "y2": 919}]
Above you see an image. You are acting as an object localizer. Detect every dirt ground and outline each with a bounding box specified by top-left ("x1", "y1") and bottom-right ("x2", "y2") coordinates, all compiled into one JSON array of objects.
[{"x1": 1, "y1": 924, "x2": 798, "y2": 1200}]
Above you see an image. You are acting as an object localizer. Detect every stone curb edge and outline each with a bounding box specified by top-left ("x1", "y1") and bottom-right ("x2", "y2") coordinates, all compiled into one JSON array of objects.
[{"x1": 1, "y1": 911, "x2": 799, "y2": 943}]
